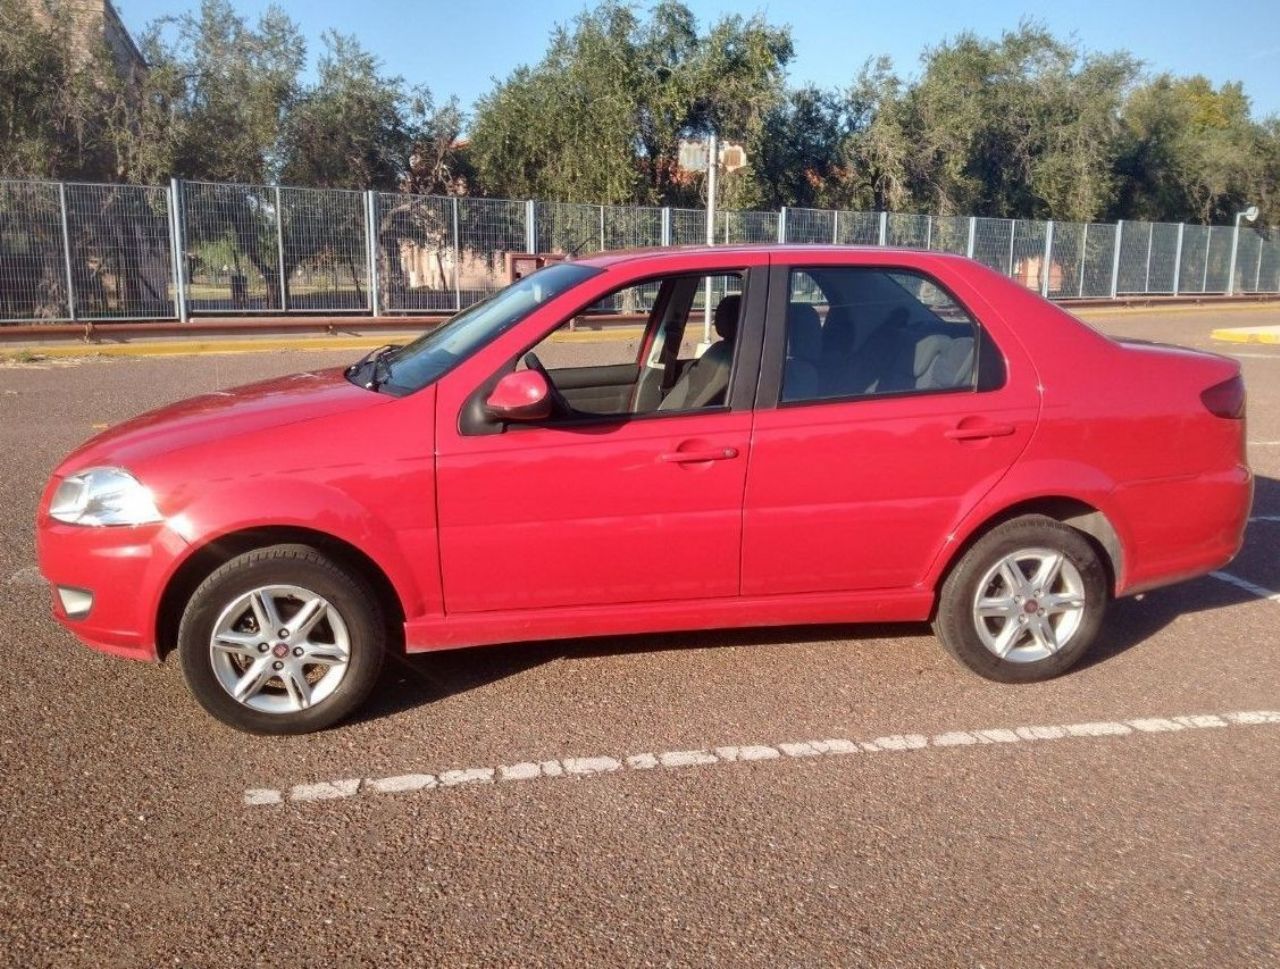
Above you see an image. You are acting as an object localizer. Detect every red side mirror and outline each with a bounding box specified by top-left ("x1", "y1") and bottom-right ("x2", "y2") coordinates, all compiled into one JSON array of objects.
[{"x1": 485, "y1": 369, "x2": 552, "y2": 422}]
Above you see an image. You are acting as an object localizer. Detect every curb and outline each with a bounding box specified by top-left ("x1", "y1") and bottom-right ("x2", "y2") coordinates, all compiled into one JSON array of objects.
[
  {"x1": 1210, "y1": 326, "x2": 1280, "y2": 345},
  {"x1": 0, "y1": 325, "x2": 649, "y2": 361}
]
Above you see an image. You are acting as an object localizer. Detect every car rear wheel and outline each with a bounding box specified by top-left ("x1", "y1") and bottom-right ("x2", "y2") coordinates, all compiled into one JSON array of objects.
[
  {"x1": 932, "y1": 516, "x2": 1108, "y2": 682},
  {"x1": 178, "y1": 544, "x2": 385, "y2": 734}
]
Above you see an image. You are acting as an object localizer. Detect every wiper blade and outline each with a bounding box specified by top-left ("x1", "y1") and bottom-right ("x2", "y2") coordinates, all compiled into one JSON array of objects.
[
  {"x1": 346, "y1": 344, "x2": 401, "y2": 389},
  {"x1": 369, "y1": 344, "x2": 400, "y2": 390}
]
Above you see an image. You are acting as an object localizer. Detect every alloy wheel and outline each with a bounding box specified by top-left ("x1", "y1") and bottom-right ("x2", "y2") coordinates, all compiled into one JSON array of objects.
[
  {"x1": 208, "y1": 584, "x2": 351, "y2": 714},
  {"x1": 971, "y1": 547, "x2": 1086, "y2": 663}
]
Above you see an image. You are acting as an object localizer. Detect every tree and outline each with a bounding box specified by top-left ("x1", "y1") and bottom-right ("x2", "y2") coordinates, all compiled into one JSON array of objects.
[
  {"x1": 1116, "y1": 75, "x2": 1271, "y2": 224},
  {"x1": 468, "y1": 1, "x2": 792, "y2": 205},
  {"x1": 0, "y1": 0, "x2": 133, "y2": 180},
  {"x1": 750, "y1": 86, "x2": 849, "y2": 210},
  {"x1": 145, "y1": 0, "x2": 305, "y2": 184},
  {"x1": 280, "y1": 32, "x2": 415, "y2": 190},
  {"x1": 865, "y1": 25, "x2": 1139, "y2": 221}
]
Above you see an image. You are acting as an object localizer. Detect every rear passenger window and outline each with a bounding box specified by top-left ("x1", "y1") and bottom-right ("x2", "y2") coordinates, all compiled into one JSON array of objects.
[{"x1": 780, "y1": 268, "x2": 981, "y2": 404}]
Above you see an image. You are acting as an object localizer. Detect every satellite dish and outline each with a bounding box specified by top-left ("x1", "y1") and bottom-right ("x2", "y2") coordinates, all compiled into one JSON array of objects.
[{"x1": 1243, "y1": 205, "x2": 1260, "y2": 223}]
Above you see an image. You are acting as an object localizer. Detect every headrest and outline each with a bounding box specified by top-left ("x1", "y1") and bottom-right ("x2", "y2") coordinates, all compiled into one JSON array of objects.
[
  {"x1": 714, "y1": 294, "x2": 741, "y2": 341},
  {"x1": 786, "y1": 302, "x2": 823, "y2": 362}
]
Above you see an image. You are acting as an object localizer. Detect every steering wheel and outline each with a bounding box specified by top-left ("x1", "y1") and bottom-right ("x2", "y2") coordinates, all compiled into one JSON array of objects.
[{"x1": 522, "y1": 352, "x2": 573, "y2": 418}]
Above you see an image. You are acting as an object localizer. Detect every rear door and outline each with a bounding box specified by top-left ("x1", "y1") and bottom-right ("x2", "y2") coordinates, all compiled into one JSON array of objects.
[{"x1": 741, "y1": 254, "x2": 1040, "y2": 596}]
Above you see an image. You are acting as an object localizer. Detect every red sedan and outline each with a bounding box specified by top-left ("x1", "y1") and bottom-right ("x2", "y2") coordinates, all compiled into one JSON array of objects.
[{"x1": 37, "y1": 246, "x2": 1252, "y2": 733}]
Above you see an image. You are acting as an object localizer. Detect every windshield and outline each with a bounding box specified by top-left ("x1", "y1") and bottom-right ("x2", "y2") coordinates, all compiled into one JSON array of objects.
[{"x1": 368, "y1": 261, "x2": 600, "y2": 394}]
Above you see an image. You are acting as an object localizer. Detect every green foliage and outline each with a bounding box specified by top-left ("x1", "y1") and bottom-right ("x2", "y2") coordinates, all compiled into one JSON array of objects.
[
  {"x1": 467, "y1": 1, "x2": 792, "y2": 205},
  {"x1": 144, "y1": 0, "x2": 305, "y2": 183},
  {"x1": 280, "y1": 32, "x2": 416, "y2": 190},
  {"x1": 849, "y1": 25, "x2": 1141, "y2": 221},
  {"x1": 1, "y1": 1, "x2": 1278, "y2": 228},
  {"x1": 0, "y1": 0, "x2": 130, "y2": 179}
]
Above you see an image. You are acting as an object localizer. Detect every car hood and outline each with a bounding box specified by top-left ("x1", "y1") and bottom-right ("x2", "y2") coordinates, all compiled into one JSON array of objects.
[{"x1": 56, "y1": 367, "x2": 392, "y2": 475}]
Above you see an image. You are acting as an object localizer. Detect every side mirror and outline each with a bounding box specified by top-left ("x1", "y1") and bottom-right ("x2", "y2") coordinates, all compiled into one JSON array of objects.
[{"x1": 485, "y1": 369, "x2": 552, "y2": 422}]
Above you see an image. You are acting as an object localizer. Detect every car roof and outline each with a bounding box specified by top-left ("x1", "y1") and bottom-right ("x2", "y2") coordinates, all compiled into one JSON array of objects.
[{"x1": 571, "y1": 244, "x2": 972, "y2": 269}]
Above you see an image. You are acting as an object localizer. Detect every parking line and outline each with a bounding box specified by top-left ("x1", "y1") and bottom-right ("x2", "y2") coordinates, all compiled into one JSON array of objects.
[
  {"x1": 6, "y1": 566, "x2": 43, "y2": 587},
  {"x1": 1251, "y1": 516, "x2": 1280, "y2": 523},
  {"x1": 1210, "y1": 571, "x2": 1280, "y2": 604},
  {"x1": 243, "y1": 710, "x2": 1280, "y2": 807}
]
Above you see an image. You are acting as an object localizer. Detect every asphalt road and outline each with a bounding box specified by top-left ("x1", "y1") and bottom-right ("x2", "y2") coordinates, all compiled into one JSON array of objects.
[{"x1": 1, "y1": 306, "x2": 1278, "y2": 968}]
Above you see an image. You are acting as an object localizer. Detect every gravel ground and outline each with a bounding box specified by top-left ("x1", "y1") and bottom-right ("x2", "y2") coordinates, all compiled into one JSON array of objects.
[{"x1": 1, "y1": 306, "x2": 1278, "y2": 968}]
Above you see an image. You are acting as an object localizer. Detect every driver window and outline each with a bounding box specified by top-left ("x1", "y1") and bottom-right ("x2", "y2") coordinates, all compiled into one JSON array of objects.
[{"x1": 519, "y1": 271, "x2": 744, "y2": 418}]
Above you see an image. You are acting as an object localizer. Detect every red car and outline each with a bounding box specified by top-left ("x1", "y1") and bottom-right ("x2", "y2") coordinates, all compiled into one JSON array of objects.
[{"x1": 37, "y1": 246, "x2": 1252, "y2": 733}]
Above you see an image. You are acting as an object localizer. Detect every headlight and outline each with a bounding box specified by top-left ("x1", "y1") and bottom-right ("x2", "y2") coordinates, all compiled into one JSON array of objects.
[{"x1": 49, "y1": 467, "x2": 163, "y2": 526}]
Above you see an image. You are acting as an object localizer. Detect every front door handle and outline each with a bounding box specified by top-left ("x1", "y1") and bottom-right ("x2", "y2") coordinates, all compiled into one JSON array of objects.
[
  {"x1": 945, "y1": 422, "x2": 1016, "y2": 441},
  {"x1": 660, "y1": 447, "x2": 739, "y2": 464}
]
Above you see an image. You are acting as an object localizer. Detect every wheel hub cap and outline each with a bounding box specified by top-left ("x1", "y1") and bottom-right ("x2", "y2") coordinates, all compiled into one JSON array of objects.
[
  {"x1": 972, "y1": 548, "x2": 1086, "y2": 663},
  {"x1": 208, "y1": 584, "x2": 352, "y2": 715}
]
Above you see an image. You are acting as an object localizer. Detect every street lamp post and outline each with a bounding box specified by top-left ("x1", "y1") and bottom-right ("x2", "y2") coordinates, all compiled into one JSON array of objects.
[{"x1": 1226, "y1": 205, "x2": 1260, "y2": 296}]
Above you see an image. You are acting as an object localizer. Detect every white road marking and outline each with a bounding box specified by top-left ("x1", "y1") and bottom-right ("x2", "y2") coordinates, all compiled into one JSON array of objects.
[
  {"x1": 1249, "y1": 441, "x2": 1280, "y2": 446},
  {"x1": 1210, "y1": 571, "x2": 1280, "y2": 604},
  {"x1": 1250, "y1": 515, "x2": 1280, "y2": 523},
  {"x1": 7, "y1": 566, "x2": 43, "y2": 587},
  {"x1": 246, "y1": 709, "x2": 1280, "y2": 807}
]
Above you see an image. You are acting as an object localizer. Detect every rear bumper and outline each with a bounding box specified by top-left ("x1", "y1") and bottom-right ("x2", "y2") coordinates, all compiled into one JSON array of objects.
[
  {"x1": 36, "y1": 515, "x2": 189, "y2": 662},
  {"x1": 1112, "y1": 464, "x2": 1253, "y2": 596}
]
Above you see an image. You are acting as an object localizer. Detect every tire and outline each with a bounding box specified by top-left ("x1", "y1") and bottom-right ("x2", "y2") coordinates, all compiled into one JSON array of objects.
[
  {"x1": 178, "y1": 544, "x2": 386, "y2": 734},
  {"x1": 932, "y1": 515, "x2": 1108, "y2": 683}
]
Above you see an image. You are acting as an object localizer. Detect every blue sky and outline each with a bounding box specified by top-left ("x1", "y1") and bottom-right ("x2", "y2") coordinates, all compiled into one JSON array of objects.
[{"x1": 116, "y1": 0, "x2": 1280, "y2": 117}]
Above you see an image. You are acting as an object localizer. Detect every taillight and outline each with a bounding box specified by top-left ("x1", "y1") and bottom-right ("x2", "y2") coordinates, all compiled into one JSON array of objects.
[{"x1": 1201, "y1": 375, "x2": 1246, "y2": 419}]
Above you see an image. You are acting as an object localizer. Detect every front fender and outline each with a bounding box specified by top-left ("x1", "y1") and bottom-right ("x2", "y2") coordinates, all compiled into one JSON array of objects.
[{"x1": 163, "y1": 476, "x2": 439, "y2": 623}]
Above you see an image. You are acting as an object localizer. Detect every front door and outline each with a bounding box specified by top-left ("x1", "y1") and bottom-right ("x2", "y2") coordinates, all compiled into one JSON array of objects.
[
  {"x1": 742, "y1": 259, "x2": 1040, "y2": 596},
  {"x1": 435, "y1": 261, "x2": 767, "y2": 614}
]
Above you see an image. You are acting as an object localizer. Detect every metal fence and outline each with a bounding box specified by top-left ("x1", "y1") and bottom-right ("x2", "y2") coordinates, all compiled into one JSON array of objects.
[{"x1": 2, "y1": 176, "x2": 1278, "y2": 323}]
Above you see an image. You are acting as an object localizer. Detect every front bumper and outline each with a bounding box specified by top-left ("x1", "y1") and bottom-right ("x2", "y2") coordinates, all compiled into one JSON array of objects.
[{"x1": 36, "y1": 515, "x2": 189, "y2": 661}]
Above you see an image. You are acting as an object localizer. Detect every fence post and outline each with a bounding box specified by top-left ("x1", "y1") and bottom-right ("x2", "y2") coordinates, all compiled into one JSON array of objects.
[
  {"x1": 1040, "y1": 220, "x2": 1054, "y2": 297},
  {"x1": 56, "y1": 182, "x2": 77, "y2": 322},
  {"x1": 273, "y1": 185, "x2": 288, "y2": 312},
  {"x1": 878, "y1": 211, "x2": 887, "y2": 246},
  {"x1": 599, "y1": 205, "x2": 606, "y2": 251},
  {"x1": 451, "y1": 196, "x2": 461, "y2": 312},
  {"x1": 364, "y1": 191, "x2": 379, "y2": 316},
  {"x1": 1198, "y1": 229, "x2": 1208, "y2": 293},
  {"x1": 1078, "y1": 223, "x2": 1089, "y2": 298},
  {"x1": 168, "y1": 178, "x2": 188, "y2": 322},
  {"x1": 1143, "y1": 222, "x2": 1153, "y2": 293},
  {"x1": 925, "y1": 215, "x2": 933, "y2": 251},
  {"x1": 1254, "y1": 233, "x2": 1265, "y2": 293},
  {"x1": 1226, "y1": 218, "x2": 1241, "y2": 296},
  {"x1": 1172, "y1": 223, "x2": 1184, "y2": 296},
  {"x1": 1006, "y1": 220, "x2": 1016, "y2": 277},
  {"x1": 525, "y1": 200, "x2": 536, "y2": 254},
  {"x1": 966, "y1": 216, "x2": 975, "y2": 258},
  {"x1": 1110, "y1": 220, "x2": 1123, "y2": 298},
  {"x1": 777, "y1": 206, "x2": 787, "y2": 243},
  {"x1": 661, "y1": 207, "x2": 671, "y2": 247},
  {"x1": 831, "y1": 210, "x2": 839, "y2": 245}
]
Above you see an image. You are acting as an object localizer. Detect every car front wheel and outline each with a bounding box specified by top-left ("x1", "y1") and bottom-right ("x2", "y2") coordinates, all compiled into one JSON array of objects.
[
  {"x1": 177, "y1": 544, "x2": 386, "y2": 734},
  {"x1": 932, "y1": 515, "x2": 1108, "y2": 682}
]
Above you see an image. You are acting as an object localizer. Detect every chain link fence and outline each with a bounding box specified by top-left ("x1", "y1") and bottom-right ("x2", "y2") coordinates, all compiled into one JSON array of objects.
[{"x1": 3, "y1": 176, "x2": 1278, "y2": 323}]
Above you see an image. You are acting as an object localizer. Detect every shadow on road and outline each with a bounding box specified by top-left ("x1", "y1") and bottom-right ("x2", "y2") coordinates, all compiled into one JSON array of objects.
[{"x1": 354, "y1": 474, "x2": 1277, "y2": 726}]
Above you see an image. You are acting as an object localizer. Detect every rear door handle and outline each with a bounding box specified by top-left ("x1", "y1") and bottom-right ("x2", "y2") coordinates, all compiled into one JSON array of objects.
[
  {"x1": 945, "y1": 422, "x2": 1016, "y2": 441},
  {"x1": 660, "y1": 447, "x2": 739, "y2": 463}
]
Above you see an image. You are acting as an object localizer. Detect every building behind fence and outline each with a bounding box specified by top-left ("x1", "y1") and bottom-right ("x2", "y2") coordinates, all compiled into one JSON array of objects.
[{"x1": 1, "y1": 176, "x2": 1278, "y2": 324}]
